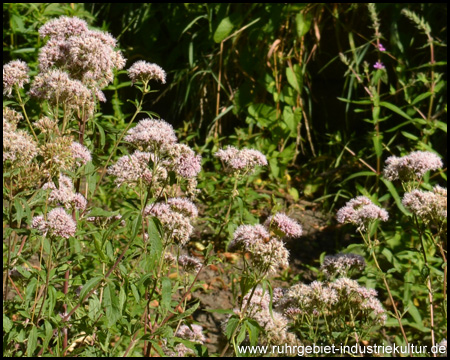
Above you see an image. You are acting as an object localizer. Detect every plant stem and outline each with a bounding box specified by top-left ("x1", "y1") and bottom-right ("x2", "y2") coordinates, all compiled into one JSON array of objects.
[{"x1": 361, "y1": 230, "x2": 411, "y2": 355}]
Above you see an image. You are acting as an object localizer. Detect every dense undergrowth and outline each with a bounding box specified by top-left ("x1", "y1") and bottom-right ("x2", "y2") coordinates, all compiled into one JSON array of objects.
[{"x1": 3, "y1": 3, "x2": 447, "y2": 357}]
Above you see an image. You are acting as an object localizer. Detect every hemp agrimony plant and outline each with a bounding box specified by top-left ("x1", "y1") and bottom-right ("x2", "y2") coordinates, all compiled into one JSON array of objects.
[{"x1": 3, "y1": 15, "x2": 209, "y2": 357}]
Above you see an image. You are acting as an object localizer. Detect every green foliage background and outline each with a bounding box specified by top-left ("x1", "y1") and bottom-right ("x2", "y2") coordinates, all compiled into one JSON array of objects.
[{"x1": 3, "y1": 2, "x2": 447, "y2": 356}]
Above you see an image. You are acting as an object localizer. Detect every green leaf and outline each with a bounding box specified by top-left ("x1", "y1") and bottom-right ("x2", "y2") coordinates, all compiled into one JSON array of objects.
[
  {"x1": 245, "y1": 319, "x2": 260, "y2": 346},
  {"x1": 236, "y1": 323, "x2": 247, "y2": 345},
  {"x1": 148, "y1": 217, "x2": 162, "y2": 272},
  {"x1": 269, "y1": 157, "x2": 280, "y2": 178},
  {"x1": 88, "y1": 208, "x2": 120, "y2": 218},
  {"x1": 225, "y1": 315, "x2": 240, "y2": 340},
  {"x1": 295, "y1": 12, "x2": 312, "y2": 37},
  {"x1": 286, "y1": 64, "x2": 302, "y2": 93},
  {"x1": 27, "y1": 326, "x2": 37, "y2": 357},
  {"x1": 343, "y1": 171, "x2": 376, "y2": 183},
  {"x1": 379, "y1": 101, "x2": 412, "y2": 121},
  {"x1": 131, "y1": 283, "x2": 140, "y2": 303},
  {"x1": 79, "y1": 276, "x2": 103, "y2": 301},
  {"x1": 43, "y1": 320, "x2": 53, "y2": 351},
  {"x1": 14, "y1": 198, "x2": 24, "y2": 224},
  {"x1": 3, "y1": 314, "x2": 12, "y2": 333},
  {"x1": 214, "y1": 17, "x2": 234, "y2": 43},
  {"x1": 161, "y1": 277, "x2": 172, "y2": 315},
  {"x1": 381, "y1": 179, "x2": 410, "y2": 216},
  {"x1": 104, "y1": 283, "x2": 121, "y2": 327}
]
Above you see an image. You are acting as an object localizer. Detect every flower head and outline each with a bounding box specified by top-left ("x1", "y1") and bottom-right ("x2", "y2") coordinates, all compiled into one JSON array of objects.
[
  {"x1": 215, "y1": 146, "x2": 267, "y2": 174},
  {"x1": 167, "y1": 143, "x2": 202, "y2": 179},
  {"x1": 144, "y1": 202, "x2": 193, "y2": 246},
  {"x1": 337, "y1": 196, "x2": 388, "y2": 231},
  {"x1": 402, "y1": 185, "x2": 447, "y2": 222},
  {"x1": 127, "y1": 61, "x2": 166, "y2": 84},
  {"x1": 108, "y1": 151, "x2": 162, "y2": 188},
  {"x1": 167, "y1": 198, "x2": 198, "y2": 219},
  {"x1": 383, "y1": 151, "x2": 443, "y2": 182},
  {"x1": 373, "y1": 61, "x2": 385, "y2": 70},
  {"x1": 321, "y1": 253, "x2": 366, "y2": 278},
  {"x1": 3, "y1": 118, "x2": 38, "y2": 166},
  {"x1": 264, "y1": 212, "x2": 303, "y2": 238},
  {"x1": 32, "y1": 208, "x2": 76, "y2": 239},
  {"x1": 377, "y1": 43, "x2": 386, "y2": 51},
  {"x1": 124, "y1": 118, "x2": 177, "y2": 152},
  {"x1": 3, "y1": 60, "x2": 30, "y2": 97},
  {"x1": 229, "y1": 224, "x2": 289, "y2": 275},
  {"x1": 178, "y1": 255, "x2": 202, "y2": 273},
  {"x1": 29, "y1": 69, "x2": 95, "y2": 115},
  {"x1": 71, "y1": 142, "x2": 92, "y2": 166},
  {"x1": 38, "y1": 16, "x2": 88, "y2": 39}
]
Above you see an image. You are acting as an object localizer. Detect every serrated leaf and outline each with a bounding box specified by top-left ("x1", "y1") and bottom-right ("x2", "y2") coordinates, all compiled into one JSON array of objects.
[{"x1": 225, "y1": 315, "x2": 240, "y2": 340}]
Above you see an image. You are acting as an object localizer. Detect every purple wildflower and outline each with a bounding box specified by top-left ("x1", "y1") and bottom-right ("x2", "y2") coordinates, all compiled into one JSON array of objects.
[
  {"x1": 178, "y1": 255, "x2": 202, "y2": 273},
  {"x1": 373, "y1": 61, "x2": 385, "y2": 70},
  {"x1": 167, "y1": 198, "x2": 198, "y2": 219},
  {"x1": 144, "y1": 202, "x2": 193, "y2": 246},
  {"x1": 167, "y1": 143, "x2": 202, "y2": 179},
  {"x1": 402, "y1": 185, "x2": 447, "y2": 222},
  {"x1": 128, "y1": 60, "x2": 166, "y2": 84},
  {"x1": 337, "y1": 196, "x2": 388, "y2": 231},
  {"x1": 377, "y1": 43, "x2": 386, "y2": 51},
  {"x1": 215, "y1": 146, "x2": 267, "y2": 174},
  {"x1": 38, "y1": 16, "x2": 88, "y2": 39},
  {"x1": 383, "y1": 151, "x2": 443, "y2": 181},
  {"x1": 124, "y1": 118, "x2": 177, "y2": 152},
  {"x1": 3, "y1": 60, "x2": 30, "y2": 97},
  {"x1": 3, "y1": 118, "x2": 38, "y2": 166},
  {"x1": 321, "y1": 253, "x2": 366, "y2": 278},
  {"x1": 71, "y1": 142, "x2": 91, "y2": 166},
  {"x1": 264, "y1": 212, "x2": 303, "y2": 238}
]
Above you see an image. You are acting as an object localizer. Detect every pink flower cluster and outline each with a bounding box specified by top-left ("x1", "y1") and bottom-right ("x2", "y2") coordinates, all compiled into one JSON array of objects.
[
  {"x1": 283, "y1": 277, "x2": 386, "y2": 325},
  {"x1": 30, "y1": 69, "x2": 95, "y2": 116},
  {"x1": 228, "y1": 215, "x2": 297, "y2": 275},
  {"x1": 3, "y1": 107, "x2": 23, "y2": 124},
  {"x1": 178, "y1": 255, "x2": 202, "y2": 273},
  {"x1": 110, "y1": 119, "x2": 201, "y2": 190},
  {"x1": 226, "y1": 287, "x2": 299, "y2": 349},
  {"x1": 3, "y1": 117, "x2": 38, "y2": 166},
  {"x1": 383, "y1": 151, "x2": 443, "y2": 182},
  {"x1": 167, "y1": 143, "x2": 202, "y2": 179},
  {"x1": 264, "y1": 212, "x2": 303, "y2": 238},
  {"x1": 42, "y1": 174, "x2": 87, "y2": 211},
  {"x1": 127, "y1": 61, "x2": 166, "y2": 84},
  {"x1": 108, "y1": 151, "x2": 165, "y2": 187},
  {"x1": 71, "y1": 142, "x2": 91, "y2": 166},
  {"x1": 144, "y1": 202, "x2": 194, "y2": 246},
  {"x1": 124, "y1": 118, "x2": 177, "y2": 152},
  {"x1": 337, "y1": 196, "x2": 388, "y2": 231},
  {"x1": 402, "y1": 185, "x2": 447, "y2": 222},
  {"x1": 215, "y1": 146, "x2": 267, "y2": 174},
  {"x1": 3, "y1": 60, "x2": 30, "y2": 97},
  {"x1": 37, "y1": 16, "x2": 125, "y2": 96},
  {"x1": 320, "y1": 253, "x2": 366, "y2": 278},
  {"x1": 31, "y1": 207, "x2": 77, "y2": 239}
]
